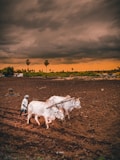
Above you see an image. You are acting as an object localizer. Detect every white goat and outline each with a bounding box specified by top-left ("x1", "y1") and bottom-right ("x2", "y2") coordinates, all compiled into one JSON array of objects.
[
  {"x1": 47, "y1": 95, "x2": 81, "y2": 119},
  {"x1": 27, "y1": 100, "x2": 64, "y2": 129}
]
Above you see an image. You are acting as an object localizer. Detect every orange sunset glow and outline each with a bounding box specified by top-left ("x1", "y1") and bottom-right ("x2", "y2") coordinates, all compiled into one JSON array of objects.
[{"x1": 0, "y1": 58, "x2": 119, "y2": 72}]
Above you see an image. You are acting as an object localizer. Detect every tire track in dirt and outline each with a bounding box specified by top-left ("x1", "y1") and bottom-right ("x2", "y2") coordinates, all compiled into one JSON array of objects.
[
  {"x1": 0, "y1": 121, "x2": 104, "y2": 159},
  {"x1": 0, "y1": 106, "x2": 19, "y2": 113}
]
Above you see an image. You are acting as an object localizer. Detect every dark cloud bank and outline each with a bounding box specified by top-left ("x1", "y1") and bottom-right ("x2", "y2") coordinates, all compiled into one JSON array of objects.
[{"x1": 0, "y1": 0, "x2": 120, "y2": 64}]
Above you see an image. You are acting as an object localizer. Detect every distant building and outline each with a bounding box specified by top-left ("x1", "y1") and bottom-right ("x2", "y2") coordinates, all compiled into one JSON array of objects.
[{"x1": 14, "y1": 73, "x2": 23, "y2": 77}]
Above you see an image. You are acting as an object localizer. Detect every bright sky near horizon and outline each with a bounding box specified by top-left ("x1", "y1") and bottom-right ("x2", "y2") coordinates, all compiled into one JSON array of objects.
[{"x1": 0, "y1": 0, "x2": 120, "y2": 71}]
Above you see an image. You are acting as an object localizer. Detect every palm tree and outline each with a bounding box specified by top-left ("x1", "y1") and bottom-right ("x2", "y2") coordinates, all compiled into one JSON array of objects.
[
  {"x1": 44, "y1": 59, "x2": 49, "y2": 72},
  {"x1": 71, "y1": 68, "x2": 74, "y2": 72},
  {"x1": 26, "y1": 59, "x2": 30, "y2": 71}
]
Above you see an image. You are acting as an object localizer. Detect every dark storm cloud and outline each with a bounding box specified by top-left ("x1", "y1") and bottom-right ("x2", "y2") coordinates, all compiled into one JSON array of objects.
[
  {"x1": 0, "y1": 0, "x2": 120, "y2": 64},
  {"x1": 37, "y1": 0, "x2": 57, "y2": 12}
]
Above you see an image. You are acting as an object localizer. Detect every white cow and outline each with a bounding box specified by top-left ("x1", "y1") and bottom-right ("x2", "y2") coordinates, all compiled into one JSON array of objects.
[
  {"x1": 47, "y1": 95, "x2": 81, "y2": 119},
  {"x1": 27, "y1": 100, "x2": 64, "y2": 129}
]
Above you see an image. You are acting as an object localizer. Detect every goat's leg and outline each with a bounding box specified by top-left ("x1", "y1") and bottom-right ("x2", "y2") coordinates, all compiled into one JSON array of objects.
[
  {"x1": 35, "y1": 115, "x2": 40, "y2": 125},
  {"x1": 27, "y1": 113, "x2": 31, "y2": 124},
  {"x1": 44, "y1": 117, "x2": 49, "y2": 129},
  {"x1": 65, "y1": 110, "x2": 70, "y2": 119}
]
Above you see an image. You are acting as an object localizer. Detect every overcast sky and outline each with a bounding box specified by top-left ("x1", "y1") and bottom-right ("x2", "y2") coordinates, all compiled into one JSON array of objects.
[{"x1": 0, "y1": 0, "x2": 120, "y2": 66}]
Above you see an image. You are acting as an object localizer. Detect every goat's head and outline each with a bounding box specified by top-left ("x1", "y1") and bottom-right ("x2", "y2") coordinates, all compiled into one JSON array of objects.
[
  {"x1": 52, "y1": 107, "x2": 64, "y2": 120},
  {"x1": 74, "y1": 98, "x2": 81, "y2": 109}
]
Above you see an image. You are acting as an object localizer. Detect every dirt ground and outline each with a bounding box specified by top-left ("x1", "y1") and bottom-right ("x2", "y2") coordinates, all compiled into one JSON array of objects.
[{"x1": 0, "y1": 77, "x2": 120, "y2": 160}]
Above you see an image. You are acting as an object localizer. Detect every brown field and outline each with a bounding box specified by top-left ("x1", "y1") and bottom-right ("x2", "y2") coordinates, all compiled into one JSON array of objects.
[{"x1": 0, "y1": 77, "x2": 120, "y2": 160}]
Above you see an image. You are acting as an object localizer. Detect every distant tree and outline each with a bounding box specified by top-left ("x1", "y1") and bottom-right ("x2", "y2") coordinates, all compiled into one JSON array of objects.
[
  {"x1": 26, "y1": 59, "x2": 31, "y2": 71},
  {"x1": 2, "y1": 66, "x2": 14, "y2": 77},
  {"x1": 44, "y1": 59, "x2": 49, "y2": 72},
  {"x1": 71, "y1": 68, "x2": 74, "y2": 72},
  {"x1": 16, "y1": 69, "x2": 22, "y2": 73}
]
